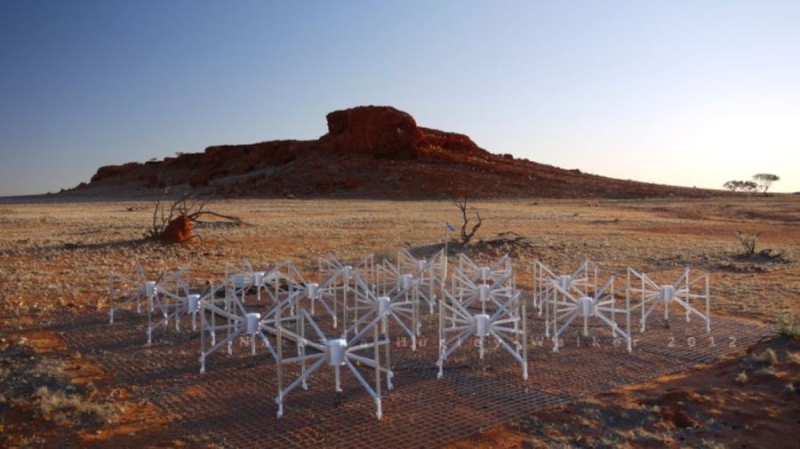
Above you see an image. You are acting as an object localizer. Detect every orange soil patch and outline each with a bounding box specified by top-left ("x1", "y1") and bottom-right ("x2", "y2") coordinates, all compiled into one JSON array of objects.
[{"x1": 445, "y1": 337, "x2": 800, "y2": 449}]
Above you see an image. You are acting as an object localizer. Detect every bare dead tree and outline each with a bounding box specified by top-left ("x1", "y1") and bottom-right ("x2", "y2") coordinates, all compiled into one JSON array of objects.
[
  {"x1": 452, "y1": 196, "x2": 483, "y2": 245},
  {"x1": 734, "y1": 230, "x2": 785, "y2": 260},
  {"x1": 148, "y1": 190, "x2": 243, "y2": 241}
]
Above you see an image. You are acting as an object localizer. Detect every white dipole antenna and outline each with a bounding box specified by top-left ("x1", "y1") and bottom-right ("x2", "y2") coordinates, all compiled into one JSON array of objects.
[
  {"x1": 628, "y1": 267, "x2": 711, "y2": 334},
  {"x1": 275, "y1": 306, "x2": 392, "y2": 419},
  {"x1": 437, "y1": 289, "x2": 528, "y2": 380},
  {"x1": 145, "y1": 265, "x2": 194, "y2": 344},
  {"x1": 109, "y1": 264, "x2": 149, "y2": 323},
  {"x1": 444, "y1": 222, "x2": 455, "y2": 279},
  {"x1": 198, "y1": 271, "x2": 280, "y2": 373},
  {"x1": 549, "y1": 275, "x2": 632, "y2": 353},
  {"x1": 444, "y1": 223, "x2": 449, "y2": 258}
]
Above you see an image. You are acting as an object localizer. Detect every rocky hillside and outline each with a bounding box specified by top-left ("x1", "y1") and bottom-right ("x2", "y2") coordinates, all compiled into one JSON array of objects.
[{"x1": 78, "y1": 106, "x2": 717, "y2": 199}]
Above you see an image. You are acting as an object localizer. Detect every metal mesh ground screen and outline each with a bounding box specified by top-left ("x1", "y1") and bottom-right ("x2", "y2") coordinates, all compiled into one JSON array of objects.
[{"x1": 56, "y1": 306, "x2": 767, "y2": 449}]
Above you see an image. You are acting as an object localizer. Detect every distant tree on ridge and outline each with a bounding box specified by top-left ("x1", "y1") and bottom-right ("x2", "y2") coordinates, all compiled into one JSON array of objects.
[
  {"x1": 723, "y1": 180, "x2": 757, "y2": 193},
  {"x1": 752, "y1": 173, "x2": 780, "y2": 196}
]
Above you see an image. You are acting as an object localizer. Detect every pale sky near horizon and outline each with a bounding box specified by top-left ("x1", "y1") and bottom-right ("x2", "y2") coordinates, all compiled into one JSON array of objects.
[{"x1": 1, "y1": 1, "x2": 798, "y2": 196}]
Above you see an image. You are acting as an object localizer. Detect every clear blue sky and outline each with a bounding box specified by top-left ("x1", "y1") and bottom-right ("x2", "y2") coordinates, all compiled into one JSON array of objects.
[{"x1": 1, "y1": 1, "x2": 798, "y2": 196}]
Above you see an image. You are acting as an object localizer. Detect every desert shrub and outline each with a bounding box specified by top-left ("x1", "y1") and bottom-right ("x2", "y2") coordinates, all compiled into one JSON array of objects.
[
  {"x1": 774, "y1": 311, "x2": 800, "y2": 340},
  {"x1": 735, "y1": 230, "x2": 760, "y2": 257},
  {"x1": 374, "y1": 248, "x2": 398, "y2": 265},
  {"x1": 34, "y1": 386, "x2": 119, "y2": 426},
  {"x1": 734, "y1": 231, "x2": 788, "y2": 262}
]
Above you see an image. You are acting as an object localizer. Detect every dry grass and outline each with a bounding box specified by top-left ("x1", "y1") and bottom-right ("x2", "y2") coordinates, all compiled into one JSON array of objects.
[
  {"x1": 1, "y1": 197, "x2": 798, "y2": 322},
  {"x1": 1, "y1": 195, "x2": 799, "y2": 447},
  {"x1": 699, "y1": 440, "x2": 729, "y2": 449},
  {"x1": 34, "y1": 385, "x2": 119, "y2": 426},
  {"x1": 0, "y1": 333, "x2": 121, "y2": 448},
  {"x1": 752, "y1": 348, "x2": 779, "y2": 366}
]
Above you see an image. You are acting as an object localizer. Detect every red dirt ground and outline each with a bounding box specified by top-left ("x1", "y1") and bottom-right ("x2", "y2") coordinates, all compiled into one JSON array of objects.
[{"x1": 445, "y1": 337, "x2": 800, "y2": 449}]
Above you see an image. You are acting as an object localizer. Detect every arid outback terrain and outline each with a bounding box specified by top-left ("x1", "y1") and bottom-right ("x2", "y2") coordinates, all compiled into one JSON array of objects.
[{"x1": 1, "y1": 107, "x2": 798, "y2": 448}]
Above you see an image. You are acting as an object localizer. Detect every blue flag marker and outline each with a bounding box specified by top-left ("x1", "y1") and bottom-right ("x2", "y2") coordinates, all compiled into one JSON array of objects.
[{"x1": 446, "y1": 222, "x2": 456, "y2": 232}]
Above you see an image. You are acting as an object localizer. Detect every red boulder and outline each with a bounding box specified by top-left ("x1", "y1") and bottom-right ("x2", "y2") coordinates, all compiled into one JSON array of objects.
[{"x1": 161, "y1": 214, "x2": 193, "y2": 244}]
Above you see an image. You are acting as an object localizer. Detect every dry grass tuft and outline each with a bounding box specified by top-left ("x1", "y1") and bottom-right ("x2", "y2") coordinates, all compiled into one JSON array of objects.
[
  {"x1": 735, "y1": 370, "x2": 749, "y2": 384},
  {"x1": 752, "y1": 348, "x2": 779, "y2": 366},
  {"x1": 754, "y1": 366, "x2": 779, "y2": 380},
  {"x1": 700, "y1": 439, "x2": 729, "y2": 449}
]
